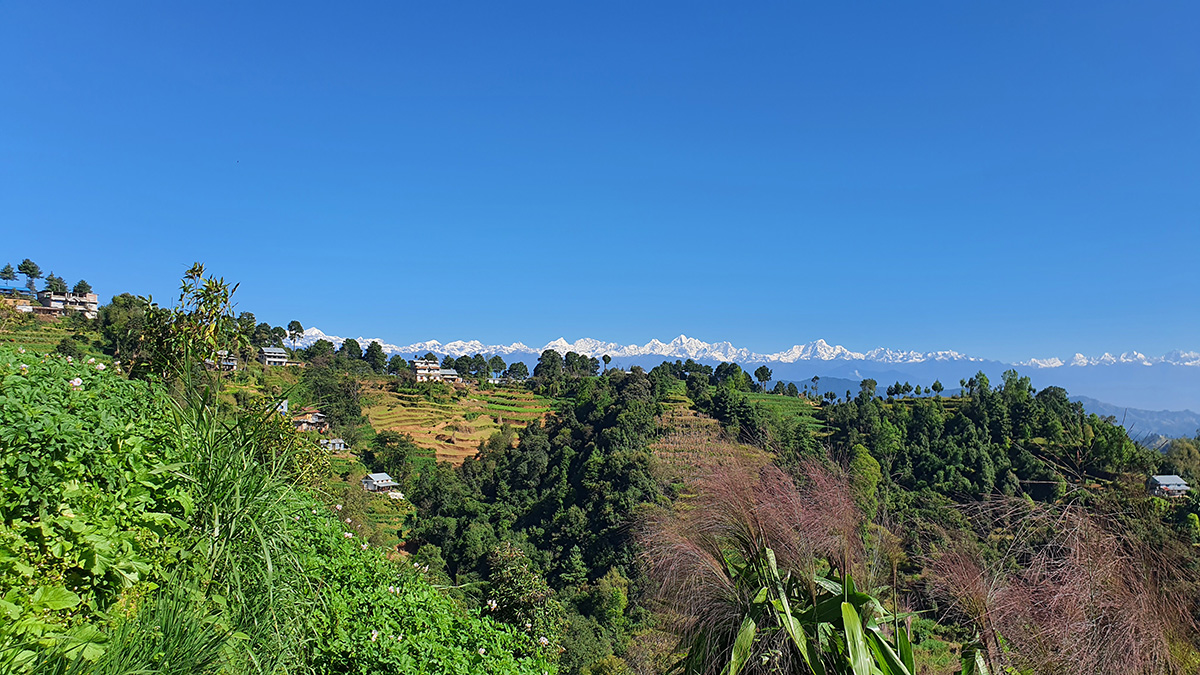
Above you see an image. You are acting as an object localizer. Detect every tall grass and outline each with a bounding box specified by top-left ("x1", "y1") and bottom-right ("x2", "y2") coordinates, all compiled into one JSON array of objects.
[{"x1": 168, "y1": 367, "x2": 324, "y2": 673}]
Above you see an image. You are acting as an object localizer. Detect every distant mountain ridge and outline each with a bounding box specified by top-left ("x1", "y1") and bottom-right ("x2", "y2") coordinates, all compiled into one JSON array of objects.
[
  {"x1": 295, "y1": 327, "x2": 1198, "y2": 368},
  {"x1": 295, "y1": 328, "x2": 983, "y2": 364}
]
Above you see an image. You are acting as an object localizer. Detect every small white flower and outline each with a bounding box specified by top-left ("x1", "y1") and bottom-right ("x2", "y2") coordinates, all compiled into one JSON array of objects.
[
  {"x1": 95, "y1": 363, "x2": 105, "y2": 371},
  {"x1": 370, "y1": 629, "x2": 379, "y2": 642},
  {"x1": 294, "y1": 515, "x2": 300, "y2": 520},
  {"x1": 17, "y1": 348, "x2": 24, "y2": 354},
  {"x1": 312, "y1": 509, "x2": 318, "y2": 514},
  {"x1": 487, "y1": 599, "x2": 498, "y2": 611},
  {"x1": 69, "y1": 377, "x2": 83, "y2": 389},
  {"x1": 66, "y1": 356, "x2": 73, "y2": 363},
  {"x1": 87, "y1": 357, "x2": 95, "y2": 363},
  {"x1": 345, "y1": 517, "x2": 352, "y2": 523},
  {"x1": 525, "y1": 622, "x2": 532, "y2": 630},
  {"x1": 478, "y1": 648, "x2": 486, "y2": 656},
  {"x1": 388, "y1": 585, "x2": 396, "y2": 593},
  {"x1": 19, "y1": 364, "x2": 28, "y2": 371},
  {"x1": 335, "y1": 504, "x2": 342, "y2": 511},
  {"x1": 361, "y1": 542, "x2": 368, "y2": 549},
  {"x1": 539, "y1": 636, "x2": 549, "y2": 646},
  {"x1": 344, "y1": 532, "x2": 354, "y2": 538}
]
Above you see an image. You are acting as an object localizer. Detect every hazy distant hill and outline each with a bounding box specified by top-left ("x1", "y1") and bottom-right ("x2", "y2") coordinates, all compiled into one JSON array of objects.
[{"x1": 1072, "y1": 396, "x2": 1200, "y2": 441}]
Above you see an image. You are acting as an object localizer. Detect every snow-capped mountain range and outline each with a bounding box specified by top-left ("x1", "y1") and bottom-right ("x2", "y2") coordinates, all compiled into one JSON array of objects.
[{"x1": 292, "y1": 327, "x2": 1199, "y2": 369}]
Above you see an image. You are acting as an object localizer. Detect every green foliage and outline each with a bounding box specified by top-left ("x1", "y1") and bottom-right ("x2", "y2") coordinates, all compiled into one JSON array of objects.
[
  {"x1": 822, "y1": 371, "x2": 1157, "y2": 502},
  {"x1": 43, "y1": 274, "x2": 68, "y2": 294},
  {"x1": 848, "y1": 443, "x2": 881, "y2": 522},
  {"x1": 17, "y1": 260, "x2": 41, "y2": 284},
  {"x1": 364, "y1": 340, "x2": 387, "y2": 373},
  {"x1": 0, "y1": 349, "x2": 188, "y2": 647},
  {"x1": 97, "y1": 293, "x2": 152, "y2": 362},
  {"x1": 485, "y1": 541, "x2": 567, "y2": 661}
]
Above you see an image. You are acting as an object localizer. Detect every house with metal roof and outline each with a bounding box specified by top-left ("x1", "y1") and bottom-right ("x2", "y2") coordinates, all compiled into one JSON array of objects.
[
  {"x1": 258, "y1": 346, "x2": 288, "y2": 367},
  {"x1": 1148, "y1": 474, "x2": 1190, "y2": 498},
  {"x1": 362, "y1": 472, "x2": 399, "y2": 492}
]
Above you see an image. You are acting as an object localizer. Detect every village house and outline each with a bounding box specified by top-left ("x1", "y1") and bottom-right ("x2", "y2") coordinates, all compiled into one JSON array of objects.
[
  {"x1": 258, "y1": 346, "x2": 288, "y2": 367},
  {"x1": 204, "y1": 349, "x2": 239, "y2": 371},
  {"x1": 362, "y1": 472, "x2": 399, "y2": 492},
  {"x1": 414, "y1": 357, "x2": 463, "y2": 383},
  {"x1": 320, "y1": 438, "x2": 348, "y2": 452},
  {"x1": 1148, "y1": 474, "x2": 1190, "y2": 498},
  {"x1": 293, "y1": 408, "x2": 329, "y2": 433},
  {"x1": 36, "y1": 290, "x2": 100, "y2": 319}
]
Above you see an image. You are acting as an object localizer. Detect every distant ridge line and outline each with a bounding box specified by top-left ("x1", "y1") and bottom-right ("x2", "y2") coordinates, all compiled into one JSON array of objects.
[{"x1": 291, "y1": 327, "x2": 1200, "y2": 368}]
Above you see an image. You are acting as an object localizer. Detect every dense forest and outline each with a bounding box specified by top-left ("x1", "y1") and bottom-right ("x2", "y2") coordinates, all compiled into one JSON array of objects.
[{"x1": 4, "y1": 264, "x2": 1200, "y2": 674}]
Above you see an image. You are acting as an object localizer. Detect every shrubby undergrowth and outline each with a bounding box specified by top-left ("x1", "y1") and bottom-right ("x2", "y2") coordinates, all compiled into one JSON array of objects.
[{"x1": 0, "y1": 346, "x2": 553, "y2": 674}]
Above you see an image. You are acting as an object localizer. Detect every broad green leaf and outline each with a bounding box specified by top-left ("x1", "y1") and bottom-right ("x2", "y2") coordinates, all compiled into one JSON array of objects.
[
  {"x1": 842, "y1": 602, "x2": 873, "y2": 675},
  {"x1": 865, "y1": 628, "x2": 912, "y2": 675},
  {"x1": 897, "y1": 622, "x2": 914, "y2": 673},
  {"x1": 723, "y1": 614, "x2": 757, "y2": 675},
  {"x1": 31, "y1": 586, "x2": 81, "y2": 611}
]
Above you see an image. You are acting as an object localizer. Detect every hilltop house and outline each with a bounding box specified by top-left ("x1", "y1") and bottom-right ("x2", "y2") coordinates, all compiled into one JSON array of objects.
[
  {"x1": 414, "y1": 357, "x2": 463, "y2": 383},
  {"x1": 1148, "y1": 475, "x2": 1190, "y2": 498},
  {"x1": 293, "y1": 408, "x2": 329, "y2": 433},
  {"x1": 36, "y1": 290, "x2": 99, "y2": 319},
  {"x1": 258, "y1": 346, "x2": 288, "y2": 367},
  {"x1": 362, "y1": 472, "x2": 399, "y2": 492}
]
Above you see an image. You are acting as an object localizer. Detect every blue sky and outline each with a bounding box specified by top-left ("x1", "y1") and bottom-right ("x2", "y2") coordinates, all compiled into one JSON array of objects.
[{"x1": 2, "y1": 2, "x2": 1197, "y2": 363}]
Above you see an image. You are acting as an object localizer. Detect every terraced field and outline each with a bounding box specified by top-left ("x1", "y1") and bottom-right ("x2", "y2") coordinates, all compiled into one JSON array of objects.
[
  {"x1": 0, "y1": 319, "x2": 101, "y2": 356},
  {"x1": 364, "y1": 385, "x2": 555, "y2": 465},
  {"x1": 651, "y1": 394, "x2": 770, "y2": 486},
  {"x1": 744, "y1": 392, "x2": 829, "y2": 436}
]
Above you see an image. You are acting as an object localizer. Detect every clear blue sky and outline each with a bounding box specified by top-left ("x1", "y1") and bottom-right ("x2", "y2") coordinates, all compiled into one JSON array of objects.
[{"x1": 2, "y1": 2, "x2": 1196, "y2": 362}]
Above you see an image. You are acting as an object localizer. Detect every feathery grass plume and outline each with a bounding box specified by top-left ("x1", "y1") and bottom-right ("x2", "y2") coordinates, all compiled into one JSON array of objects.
[
  {"x1": 930, "y1": 497, "x2": 1196, "y2": 675},
  {"x1": 641, "y1": 456, "x2": 891, "y2": 675}
]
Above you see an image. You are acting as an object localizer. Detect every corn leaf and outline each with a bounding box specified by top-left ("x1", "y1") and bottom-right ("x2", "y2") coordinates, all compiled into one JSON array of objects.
[
  {"x1": 723, "y1": 614, "x2": 757, "y2": 675},
  {"x1": 842, "y1": 602, "x2": 873, "y2": 675}
]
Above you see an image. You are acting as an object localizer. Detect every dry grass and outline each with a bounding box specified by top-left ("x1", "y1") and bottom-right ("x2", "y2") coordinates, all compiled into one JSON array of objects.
[
  {"x1": 928, "y1": 499, "x2": 1196, "y2": 675},
  {"x1": 639, "y1": 457, "x2": 866, "y2": 675}
]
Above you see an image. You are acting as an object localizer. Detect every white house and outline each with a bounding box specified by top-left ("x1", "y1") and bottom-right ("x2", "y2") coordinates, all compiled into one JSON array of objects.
[
  {"x1": 259, "y1": 347, "x2": 288, "y2": 367},
  {"x1": 320, "y1": 438, "x2": 347, "y2": 452},
  {"x1": 1148, "y1": 474, "x2": 1190, "y2": 498},
  {"x1": 362, "y1": 472, "x2": 399, "y2": 492},
  {"x1": 414, "y1": 357, "x2": 464, "y2": 383}
]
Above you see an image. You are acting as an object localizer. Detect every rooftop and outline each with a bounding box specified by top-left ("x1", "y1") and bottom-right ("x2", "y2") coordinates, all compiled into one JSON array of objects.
[
  {"x1": 1152, "y1": 474, "x2": 1189, "y2": 486},
  {"x1": 365, "y1": 472, "x2": 393, "y2": 481},
  {"x1": 261, "y1": 347, "x2": 288, "y2": 356}
]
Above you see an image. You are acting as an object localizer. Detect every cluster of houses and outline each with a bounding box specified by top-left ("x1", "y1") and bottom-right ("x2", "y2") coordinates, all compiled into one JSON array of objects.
[
  {"x1": 204, "y1": 346, "x2": 305, "y2": 372},
  {"x1": 0, "y1": 288, "x2": 99, "y2": 319},
  {"x1": 290, "y1": 408, "x2": 400, "y2": 495}
]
